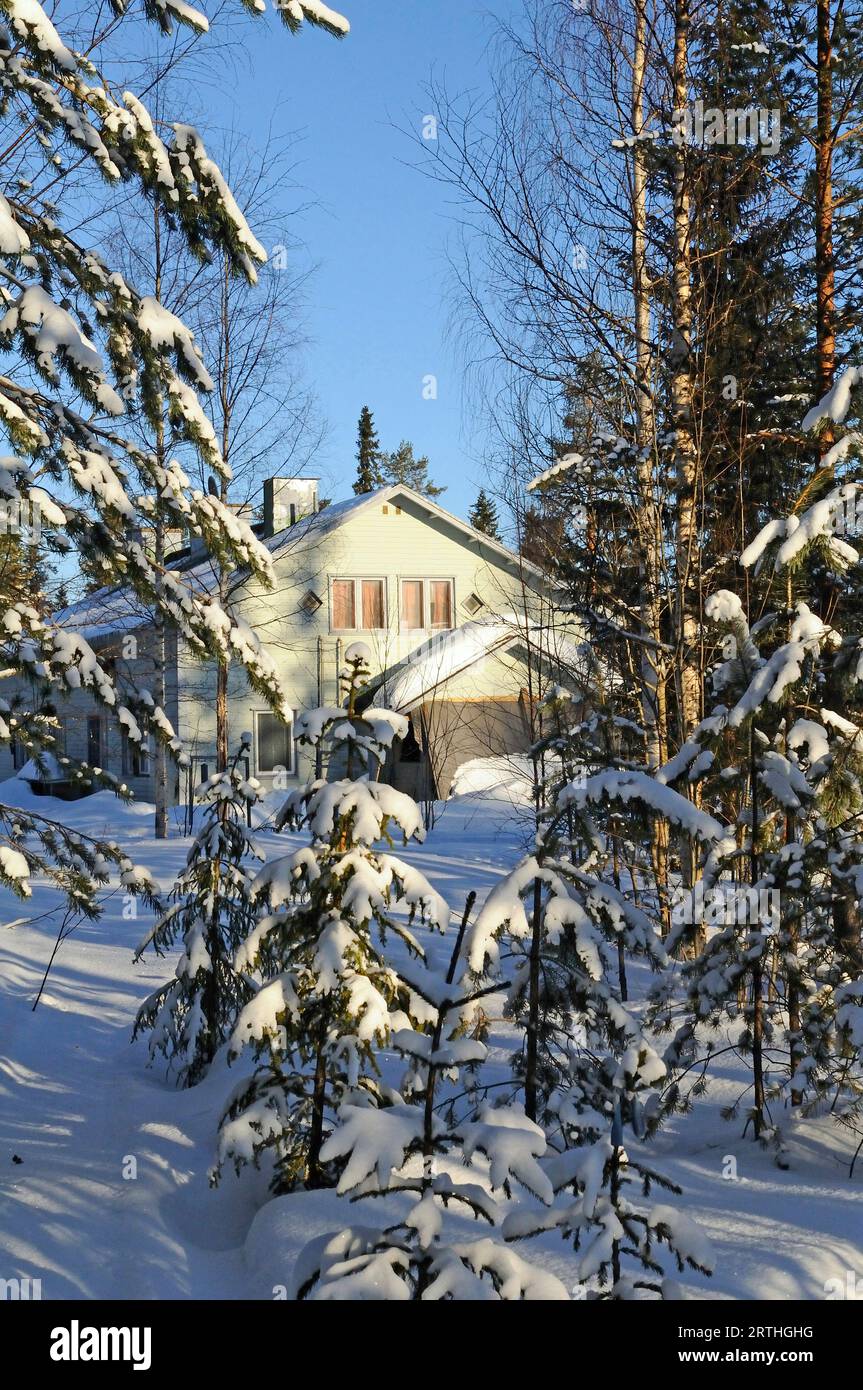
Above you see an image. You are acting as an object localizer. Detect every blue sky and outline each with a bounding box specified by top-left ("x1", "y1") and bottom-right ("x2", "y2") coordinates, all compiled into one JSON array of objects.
[{"x1": 210, "y1": 0, "x2": 520, "y2": 518}]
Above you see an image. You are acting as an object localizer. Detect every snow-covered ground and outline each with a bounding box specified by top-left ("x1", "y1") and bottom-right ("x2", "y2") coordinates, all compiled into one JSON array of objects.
[{"x1": 0, "y1": 776, "x2": 860, "y2": 1301}]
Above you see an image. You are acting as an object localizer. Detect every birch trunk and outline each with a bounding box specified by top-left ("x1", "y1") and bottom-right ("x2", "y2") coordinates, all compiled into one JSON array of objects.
[{"x1": 632, "y1": 0, "x2": 670, "y2": 923}]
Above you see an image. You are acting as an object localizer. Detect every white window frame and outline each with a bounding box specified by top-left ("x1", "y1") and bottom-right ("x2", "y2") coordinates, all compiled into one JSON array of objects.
[
  {"x1": 329, "y1": 577, "x2": 388, "y2": 633},
  {"x1": 399, "y1": 577, "x2": 455, "y2": 633},
  {"x1": 254, "y1": 709, "x2": 296, "y2": 776}
]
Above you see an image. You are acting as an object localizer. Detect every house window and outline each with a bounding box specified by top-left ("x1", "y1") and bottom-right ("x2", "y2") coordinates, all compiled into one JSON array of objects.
[
  {"x1": 399, "y1": 579, "x2": 454, "y2": 632},
  {"x1": 331, "y1": 579, "x2": 386, "y2": 632},
  {"x1": 256, "y1": 711, "x2": 295, "y2": 774},
  {"x1": 361, "y1": 579, "x2": 385, "y2": 629},
  {"x1": 401, "y1": 579, "x2": 423, "y2": 630},
  {"x1": 87, "y1": 716, "x2": 102, "y2": 768},
  {"x1": 429, "y1": 580, "x2": 453, "y2": 630},
  {"x1": 122, "y1": 732, "x2": 150, "y2": 778},
  {"x1": 332, "y1": 579, "x2": 355, "y2": 630}
]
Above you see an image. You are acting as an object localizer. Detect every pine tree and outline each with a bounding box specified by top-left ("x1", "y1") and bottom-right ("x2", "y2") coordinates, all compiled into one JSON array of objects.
[
  {"x1": 378, "y1": 440, "x2": 445, "y2": 497},
  {"x1": 683, "y1": 0, "x2": 814, "y2": 569},
  {"x1": 214, "y1": 646, "x2": 450, "y2": 1191},
  {"x1": 0, "y1": 0, "x2": 347, "y2": 910},
  {"x1": 468, "y1": 487, "x2": 501, "y2": 539},
  {"x1": 353, "y1": 405, "x2": 383, "y2": 494}
]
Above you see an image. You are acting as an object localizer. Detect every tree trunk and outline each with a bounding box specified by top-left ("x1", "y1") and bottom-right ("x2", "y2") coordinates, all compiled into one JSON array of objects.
[
  {"x1": 834, "y1": 894, "x2": 863, "y2": 977},
  {"x1": 785, "y1": 811, "x2": 803, "y2": 1108},
  {"x1": 215, "y1": 250, "x2": 232, "y2": 776},
  {"x1": 153, "y1": 525, "x2": 169, "y2": 839},
  {"x1": 632, "y1": 0, "x2": 670, "y2": 925},
  {"x1": 749, "y1": 725, "x2": 765, "y2": 1137},
  {"x1": 216, "y1": 649, "x2": 229, "y2": 773},
  {"x1": 815, "y1": 0, "x2": 836, "y2": 411},
  {"x1": 151, "y1": 209, "x2": 170, "y2": 838},
  {"x1": 306, "y1": 1012, "x2": 330, "y2": 1188},
  {"x1": 671, "y1": 0, "x2": 701, "y2": 744},
  {"x1": 524, "y1": 874, "x2": 543, "y2": 1123}
]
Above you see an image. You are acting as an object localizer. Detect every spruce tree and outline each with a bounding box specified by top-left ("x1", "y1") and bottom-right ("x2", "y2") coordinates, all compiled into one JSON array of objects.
[
  {"x1": 293, "y1": 897, "x2": 570, "y2": 1300},
  {"x1": 502, "y1": 1068, "x2": 715, "y2": 1299},
  {"x1": 652, "y1": 575, "x2": 863, "y2": 1142},
  {"x1": 461, "y1": 686, "x2": 723, "y2": 1124},
  {"x1": 0, "y1": 0, "x2": 347, "y2": 910},
  {"x1": 133, "y1": 739, "x2": 262, "y2": 1087},
  {"x1": 457, "y1": 719, "x2": 717, "y2": 1297},
  {"x1": 353, "y1": 405, "x2": 383, "y2": 494},
  {"x1": 214, "y1": 646, "x2": 450, "y2": 1191},
  {"x1": 468, "y1": 487, "x2": 501, "y2": 539}
]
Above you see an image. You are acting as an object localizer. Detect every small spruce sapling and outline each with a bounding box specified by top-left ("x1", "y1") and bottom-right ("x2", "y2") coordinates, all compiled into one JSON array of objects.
[
  {"x1": 293, "y1": 894, "x2": 570, "y2": 1300},
  {"x1": 133, "y1": 737, "x2": 262, "y2": 1086},
  {"x1": 214, "y1": 646, "x2": 450, "y2": 1191},
  {"x1": 502, "y1": 1064, "x2": 715, "y2": 1299}
]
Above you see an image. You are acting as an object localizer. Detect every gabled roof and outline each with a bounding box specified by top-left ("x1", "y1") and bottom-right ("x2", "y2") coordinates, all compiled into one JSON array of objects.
[
  {"x1": 264, "y1": 484, "x2": 545, "y2": 582},
  {"x1": 370, "y1": 618, "x2": 520, "y2": 713},
  {"x1": 364, "y1": 614, "x2": 591, "y2": 713},
  {"x1": 50, "y1": 486, "x2": 543, "y2": 640}
]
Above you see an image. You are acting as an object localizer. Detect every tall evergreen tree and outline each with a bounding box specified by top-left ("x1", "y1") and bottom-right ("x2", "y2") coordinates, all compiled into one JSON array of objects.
[
  {"x1": 353, "y1": 405, "x2": 383, "y2": 494},
  {"x1": 468, "y1": 487, "x2": 501, "y2": 539},
  {"x1": 0, "y1": 0, "x2": 348, "y2": 911}
]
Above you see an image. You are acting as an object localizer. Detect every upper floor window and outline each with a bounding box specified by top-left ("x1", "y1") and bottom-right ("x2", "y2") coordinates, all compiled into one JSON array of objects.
[
  {"x1": 400, "y1": 578, "x2": 454, "y2": 631},
  {"x1": 331, "y1": 578, "x2": 386, "y2": 632}
]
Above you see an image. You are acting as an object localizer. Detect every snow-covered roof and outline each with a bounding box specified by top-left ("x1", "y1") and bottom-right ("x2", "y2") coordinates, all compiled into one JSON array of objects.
[
  {"x1": 52, "y1": 587, "x2": 152, "y2": 642},
  {"x1": 17, "y1": 753, "x2": 66, "y2": 783},
  {"x1": 374, "y1": 619, "x2": 520, "y2": 712},
  {"x1": 367, "y1": 615, "x2": 591, "y2": 713}
]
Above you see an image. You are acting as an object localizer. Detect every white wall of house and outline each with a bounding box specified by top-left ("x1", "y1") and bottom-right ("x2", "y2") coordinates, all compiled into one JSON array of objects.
[
  {"x1": 0, "y1": 487, "x2": 562, "y2": 802},
  {"x1": 176, "y1": 491, "x2": 551, "y2": 791},
  {"x1": 0, "y1": 627, "x2": 179, "y2": 794}
]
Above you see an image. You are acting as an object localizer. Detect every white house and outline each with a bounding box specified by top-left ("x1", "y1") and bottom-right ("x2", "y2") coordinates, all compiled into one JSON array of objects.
[{"x1": 1, "y1": 477, "x2": 584, "y2": 804}]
